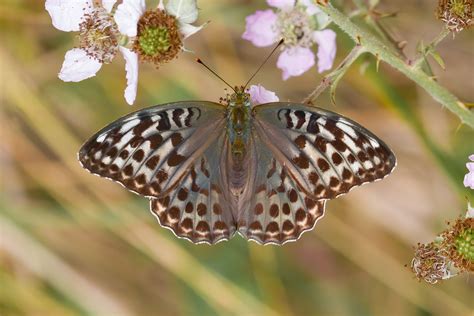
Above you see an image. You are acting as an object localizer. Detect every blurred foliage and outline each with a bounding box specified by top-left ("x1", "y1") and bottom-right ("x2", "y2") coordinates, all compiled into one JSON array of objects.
[{"x1": 0, "y1": 0, "x2": 473, "y2": 315}]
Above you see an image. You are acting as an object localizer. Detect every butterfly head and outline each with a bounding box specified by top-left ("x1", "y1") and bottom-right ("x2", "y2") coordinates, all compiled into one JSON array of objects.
[{"x1": 226, "y1": 86, "x2": 251, "y2": 108}]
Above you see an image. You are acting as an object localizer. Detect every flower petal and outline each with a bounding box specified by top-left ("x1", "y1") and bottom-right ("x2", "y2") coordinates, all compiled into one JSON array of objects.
[
  {"x1": 464, "y1": 172, "x2": 474, "y2": 189},
  {"x1": 299, "y1": 0, "x2": 320, "y2": 15},
  {"x1": 158, "y1": 0, "x2": 164, "y2": 10},
  {"x1": 119, "y1": 47, "x2": 139, "y2": 105},
  {"x1": 276, "y1": 47, "x2": 315, "y2": 80},
  {"x1": 166, "y1": 0, "x2": 199, "y2": 24},
  {"x1": 102, "y1": 0, "x2": 117, "y2": 13},
  {"x1": 249, "y1": 84, "x2": 279, "y2": 105},
  {"x1": 114, "y1": 0, "x2": 145, "y2": 37},
  {"x1": 469, "y1": 154, "x2": 474, "y2": 161},
  {"x1": 45, "y1": 0, "x2": 92, "y2": 32},
  {"x1": 467, "y1": 203, "x2": 474, "y2": 218},
  {"x1": 467, "y1": 162, "x2": 474, "y2": 172},
  {"x1": 180, "y1": 22, "x2": 204, "y2": 39},
  {"x1": 242, "y1": 10, "x2": 279, "y2": 47},
  {"x1": 266, "y1": 0, "x2": 295, "y2": 10},
  {"x1": 58, "y1": 48, "x2": 102, "y2": 82},
  {"x1": 313, "y1": 29, "x2": 337, "y2": 73}
]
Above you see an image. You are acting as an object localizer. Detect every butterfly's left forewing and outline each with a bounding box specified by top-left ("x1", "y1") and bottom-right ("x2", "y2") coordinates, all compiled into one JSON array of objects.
[{"x1": 79, "y1": 101, "x2": 226, "y2": 198}]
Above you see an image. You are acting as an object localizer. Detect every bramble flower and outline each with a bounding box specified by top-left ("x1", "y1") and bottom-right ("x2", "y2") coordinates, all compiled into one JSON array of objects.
[
  {"x1": 411, "y1": 242, "x2": 453, "y2": 284},
  {"x1": 46, "y1": 0, "x2": 204, "y2": 105},
  {"x1": 242, "y1": 0, "x2": 336, "y2": 80},
  {"x1": 437, "y1": 0, "x2": 473, "y2": 32},
  {"x1": 463, "y1": 154, "x2": 474, "y2": 189},
  {"x1": 45, "y1": 0, "x2": 121, "y2": 79},
  {"x1": 410, "y1": 206, "x2": 473, "y2": 284},
  {"x1": 248, "y1": 84, "x2": 279, "y2": 105},
  {"x1": 111, "y1": 0, "x2": 203, "y2": 104}
]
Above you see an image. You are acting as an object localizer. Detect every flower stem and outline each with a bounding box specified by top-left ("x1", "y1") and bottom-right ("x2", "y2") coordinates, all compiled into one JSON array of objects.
[
  {"x1": 303, "y1": 44, "x2": 366, "y2": 104},
  {"x1": 317, "y1": 3, "x2": 474, "y2": 128}
]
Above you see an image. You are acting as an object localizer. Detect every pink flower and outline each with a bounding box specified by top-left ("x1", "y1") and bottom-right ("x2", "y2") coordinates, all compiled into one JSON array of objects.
[
  {"x1": 267, "y1": 0, "x2": 295, "y2": 10},
  {"x1": 242, "y1": 0, "x2": 337, "y2": 80},
  {"x1": 313, "y1": 29, "x2": 337, "y2": 73},
  {"x1": 277, "y1": 46, "x2": 315, "y2": 80},
  {"x1": 248, "y1": 84, "x2": 279, "y2": 105},
  {"x1": 242, "y1": 10, "x2": 279, "y2": 47},
  {"x1": 464, "y1": 154, "x2": 474, "y2": 189}
]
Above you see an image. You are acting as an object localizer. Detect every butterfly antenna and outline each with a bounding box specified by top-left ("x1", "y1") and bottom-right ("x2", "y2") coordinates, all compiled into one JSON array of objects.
[
  {"x1": 196, "y1": 58, "x2": 236, "y2": 93},
  {"x1": 244, "y1": 39, "x2": 284, "y2": 89}
]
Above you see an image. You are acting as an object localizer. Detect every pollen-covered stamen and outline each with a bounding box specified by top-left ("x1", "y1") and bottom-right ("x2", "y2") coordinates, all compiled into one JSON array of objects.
[
  {"x1": 443, "y1": 217, "x2": 474, "y2": 272},
  {"x1": 78, "y1": 8, "x2": 119, "y2": 63},
  {"x1": 411, "y1": 242, "x2": 453, "y2": 284},
  {"x1": 134, "y1": 10, "x2": 182, "y2": 66},
  {"x1": 437, "y1": 0, "x2": 473, "y2": 32},
  {"x1": 276, "y1": 6, "x2": 314, "y2": 48}
]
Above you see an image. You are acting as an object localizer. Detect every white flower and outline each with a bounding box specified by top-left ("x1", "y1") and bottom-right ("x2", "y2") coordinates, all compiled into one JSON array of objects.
[
  {"x1": 46, "y1": 0, "x2": 204, "y2": 105},
  {"x1": 46, "y1": 0, "x2": 138, "y2": 103},
  {"x1": 113, "y1": 0, "x2": 203, "y2": 104}
]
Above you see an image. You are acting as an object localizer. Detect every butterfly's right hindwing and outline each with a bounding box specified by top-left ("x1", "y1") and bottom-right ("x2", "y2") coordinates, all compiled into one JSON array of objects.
[{"x1": 78, "y1": 101, "x2": 226, "y2": 198}]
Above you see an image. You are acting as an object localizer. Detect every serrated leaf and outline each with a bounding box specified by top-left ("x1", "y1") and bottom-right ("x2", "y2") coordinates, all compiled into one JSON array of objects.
[
  {"x1": 421, "y1": 57, "x2": 434, "y2": 77},
  {"x1": 429, "y1": 50, "x2": 446, "y2": 70},
  {"x1": 416, "y1": 40, "x2": 425, "y2": 53}
]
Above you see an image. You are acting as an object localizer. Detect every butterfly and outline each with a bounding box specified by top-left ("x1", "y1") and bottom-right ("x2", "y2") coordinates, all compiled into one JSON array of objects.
[{"x1": 78, "y1": 85, "x2": 396, "y2": 245}]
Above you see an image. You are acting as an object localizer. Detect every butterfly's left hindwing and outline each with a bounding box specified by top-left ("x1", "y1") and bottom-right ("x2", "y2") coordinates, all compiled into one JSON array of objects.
[
  {"x1": 79, "y1": 101, "x2": 226, "y2": 198},
  {"x1": 253, "y1": 102, "x2": 396, "y2": 201},
  {"x1": 149, "y1": 132, "x2": 238, "y2": 245}
]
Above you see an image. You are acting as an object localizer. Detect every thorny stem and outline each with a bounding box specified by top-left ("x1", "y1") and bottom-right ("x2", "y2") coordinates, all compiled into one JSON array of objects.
[
  {"x1": 303, "y1": 45, "x2": 366, "y2": 104},
  {"x1": 316, "y1": 2, "x2": 474, "y2": 128},
  {"x1": 351, "y1": 0, "x2": 406, "y2": 59},
  {"x1": 411, "y1": 27, "x2": 451, "y2": 69}
]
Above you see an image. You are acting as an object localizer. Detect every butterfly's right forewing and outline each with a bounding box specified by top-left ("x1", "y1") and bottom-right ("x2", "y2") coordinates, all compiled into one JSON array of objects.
[{"x1": 253, "y1": 102, "x2": 396, "y2": 201}]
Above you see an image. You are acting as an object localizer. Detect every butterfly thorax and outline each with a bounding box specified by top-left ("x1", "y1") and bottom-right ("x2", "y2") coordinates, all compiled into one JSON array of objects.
[{"x1": 226, "y1": 90, "x2": 252, "y2": 162}]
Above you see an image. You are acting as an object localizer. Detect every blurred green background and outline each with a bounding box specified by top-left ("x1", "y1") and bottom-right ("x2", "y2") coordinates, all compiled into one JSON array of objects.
[{"x1": 1, "y1": 0, "x2": 473, "y2": 315}]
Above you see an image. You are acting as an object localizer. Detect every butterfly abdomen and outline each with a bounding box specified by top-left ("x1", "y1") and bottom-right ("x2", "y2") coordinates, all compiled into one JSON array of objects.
[{"x1": 227, "y1": 103, "x2": 252, "y2": 160}]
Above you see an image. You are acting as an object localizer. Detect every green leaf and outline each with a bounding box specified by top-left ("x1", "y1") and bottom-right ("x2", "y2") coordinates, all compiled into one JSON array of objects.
[
  {"x1": 421, "y1": 57, "x2": 435, "y2": 77},
  {"x1": 416, "y1": 40, "x2": 425, "y2": 54},
  {"x1": 429, "y1": 50, "x2": 446, "y2": 70}
]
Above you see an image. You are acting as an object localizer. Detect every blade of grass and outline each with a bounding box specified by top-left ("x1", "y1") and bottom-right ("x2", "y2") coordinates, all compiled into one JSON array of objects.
[{"x1": 0, "y1": 215, "x2": 134, "y2": 316}]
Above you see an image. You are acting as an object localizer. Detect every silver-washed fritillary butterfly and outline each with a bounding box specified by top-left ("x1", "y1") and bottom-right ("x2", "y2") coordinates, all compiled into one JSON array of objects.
[{"x1": 78, "y1": 83, "x2": 396, "y2": 245}]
